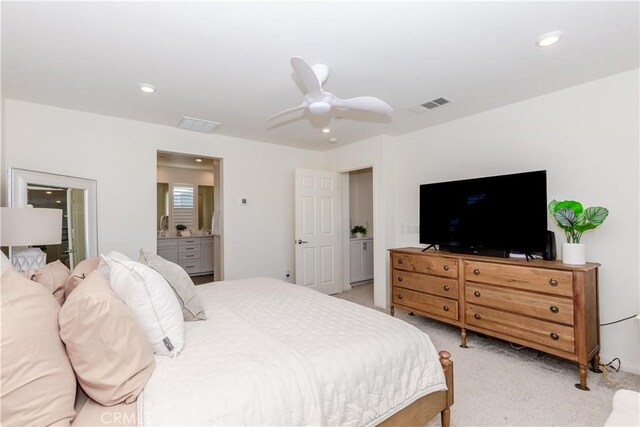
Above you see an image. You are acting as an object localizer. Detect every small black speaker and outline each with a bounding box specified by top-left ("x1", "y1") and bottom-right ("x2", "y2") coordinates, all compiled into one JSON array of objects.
[{"x1": 543, "y1": 230, "x2": 557, "y2": 261}]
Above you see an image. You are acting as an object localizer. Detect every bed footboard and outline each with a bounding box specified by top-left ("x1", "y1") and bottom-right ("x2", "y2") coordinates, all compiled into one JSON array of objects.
[{"x1": 378, "y1": 350, "x2": 454, "y2": 427}]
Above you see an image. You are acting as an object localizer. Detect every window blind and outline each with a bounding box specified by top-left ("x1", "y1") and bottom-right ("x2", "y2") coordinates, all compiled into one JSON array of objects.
[{"x1": 172, "y1": 183, "x2": 195, "y2": 230}]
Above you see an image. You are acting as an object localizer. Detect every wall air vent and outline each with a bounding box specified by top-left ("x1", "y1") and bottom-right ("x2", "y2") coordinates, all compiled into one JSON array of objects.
[
  {"x1": 177, "y1": 116, "x2": 221, "y2": 133},
  {"x1": 409, "y1": 97, "x2": 453, "y2": 113}
]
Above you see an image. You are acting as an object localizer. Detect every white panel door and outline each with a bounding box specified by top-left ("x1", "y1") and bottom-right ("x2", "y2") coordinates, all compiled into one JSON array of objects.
[{"x1": 295, "y1": 169, "x2": 342, "y2": 294}]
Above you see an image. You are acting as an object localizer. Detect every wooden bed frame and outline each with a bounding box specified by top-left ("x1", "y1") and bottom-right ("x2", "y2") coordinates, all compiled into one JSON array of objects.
[{"x1": 379, "y1": 351, "x2": 454, "y2": 427}]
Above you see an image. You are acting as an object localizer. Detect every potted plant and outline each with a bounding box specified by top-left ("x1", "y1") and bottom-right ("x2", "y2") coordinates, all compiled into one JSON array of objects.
[
  {"x1": 351, "y1": 225, "x2": 367, "y2": 238},
  {"x1": 176, "y1": 224, "x2": 188, "y2": 237},
  {"x1": 548, "y1": 200, "x2": 608, "y2": 265}
]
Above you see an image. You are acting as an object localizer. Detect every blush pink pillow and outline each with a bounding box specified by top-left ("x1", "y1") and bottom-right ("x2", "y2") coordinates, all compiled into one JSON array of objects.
[
  {"x1": 59, "y1": 271, "x2": 155, "y2": 406},
  {"x1": 64, "y1": 257, "x2": 100, "y2": 299},
  {"x1": 0, "y1": 269, "x2": 76, "y2": 425},
  {"x1": 27, "y1": 260, "x2": 71, "y2": 306}
]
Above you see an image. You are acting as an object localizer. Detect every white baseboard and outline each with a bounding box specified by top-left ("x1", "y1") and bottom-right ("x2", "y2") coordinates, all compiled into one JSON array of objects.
[{"x1": 599, "y1": 353, "x2": 640, "y2": 375}]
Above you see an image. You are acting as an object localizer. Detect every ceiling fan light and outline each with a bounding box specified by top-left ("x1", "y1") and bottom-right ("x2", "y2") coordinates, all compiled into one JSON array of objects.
[{"x1": 322, "y1": 127, "x2": 331, "y2": 133}]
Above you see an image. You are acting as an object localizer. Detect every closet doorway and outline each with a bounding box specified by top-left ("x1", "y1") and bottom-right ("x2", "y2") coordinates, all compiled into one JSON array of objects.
[
  {"x1": 341, "y1": 167, "x2": 374, "y2": 304},
  {"x1": 156, "y1": 152, "x2": 223, "y2": 284}
]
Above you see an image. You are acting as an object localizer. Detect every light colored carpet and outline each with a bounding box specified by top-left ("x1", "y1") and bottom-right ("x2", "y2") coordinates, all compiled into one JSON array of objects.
[{"x1": 334, "y1": 284, "x2": 640, "y2": 426}]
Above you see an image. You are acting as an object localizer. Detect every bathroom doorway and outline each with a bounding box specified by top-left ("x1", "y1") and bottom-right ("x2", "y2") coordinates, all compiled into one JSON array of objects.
[{"x1": 156, "y1": 152, "x2": 223, "y2": 283}]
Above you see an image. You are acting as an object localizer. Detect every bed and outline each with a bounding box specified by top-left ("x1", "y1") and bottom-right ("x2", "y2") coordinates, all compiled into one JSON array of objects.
[{"x1": 73, "y1": 277, "x2": 454, "y2": 426}]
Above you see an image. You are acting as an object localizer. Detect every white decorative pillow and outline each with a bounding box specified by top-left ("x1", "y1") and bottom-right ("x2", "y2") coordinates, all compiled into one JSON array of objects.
[
  {"x1": 97, "y1": 251, "x2": 130, "y2": 283},
  {"x1": 139, "y1": 250, "x2": 207, "y2": 321},
  {"x1": 101, "y1": 256, "x2": 184, "y2": 357}
]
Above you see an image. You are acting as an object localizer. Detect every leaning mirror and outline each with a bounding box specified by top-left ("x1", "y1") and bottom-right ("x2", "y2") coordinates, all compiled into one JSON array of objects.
[{"x1": 10, "y1": 168, "x2": 98, "y2": 269}]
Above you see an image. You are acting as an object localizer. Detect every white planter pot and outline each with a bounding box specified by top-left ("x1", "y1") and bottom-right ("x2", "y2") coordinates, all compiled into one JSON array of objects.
[
  {"x1": 562, "y1": 243, "x2": 586, "y2": 265},
  {"x1": 354, "y1": 232, "x2": 363, "y2": 238}
]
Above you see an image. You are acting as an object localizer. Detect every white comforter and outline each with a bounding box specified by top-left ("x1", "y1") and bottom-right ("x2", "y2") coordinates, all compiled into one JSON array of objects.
[{"x1": 139, "y1": 277, "x2": 446, "y2": 426}]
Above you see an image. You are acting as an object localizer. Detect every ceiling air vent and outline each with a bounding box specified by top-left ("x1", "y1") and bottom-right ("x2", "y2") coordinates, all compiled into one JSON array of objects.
[
  {"x1": 409, "y1": 97, "x2": 453, "y2": 113},
  {"x1": 177, "y1": 116, "x2": 221, "y2": 133}
]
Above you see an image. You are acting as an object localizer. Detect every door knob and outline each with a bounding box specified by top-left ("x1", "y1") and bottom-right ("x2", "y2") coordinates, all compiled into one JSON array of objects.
[{"x1": 297, "y1": 239, "x2": 308, "y2": 244}]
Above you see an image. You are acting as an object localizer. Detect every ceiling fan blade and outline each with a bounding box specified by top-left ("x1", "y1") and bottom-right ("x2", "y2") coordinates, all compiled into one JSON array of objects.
[
  {"x1": 291, "y1": 57, "x2": 322, "y2": 97},
  {"x1": 333, "y1": 96, "x2": 393, "y2": 114},
  {"x1": 267, "y1": 103, "x2": 307, "y2": 121}
]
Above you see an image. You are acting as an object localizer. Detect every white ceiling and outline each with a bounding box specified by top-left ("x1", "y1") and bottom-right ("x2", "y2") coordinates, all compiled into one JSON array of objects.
[{"x1": 2, "y1": 1, "x2": 638, "y2": 151}]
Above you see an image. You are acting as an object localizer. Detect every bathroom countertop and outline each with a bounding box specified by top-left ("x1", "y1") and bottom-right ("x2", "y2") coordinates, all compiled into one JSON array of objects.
[
  {"x1": 350, "y1": 236, "x2": 373, "y2": 241},
  {"x1": 157, "y1": 234, "x2": 213, "y2": 239}
]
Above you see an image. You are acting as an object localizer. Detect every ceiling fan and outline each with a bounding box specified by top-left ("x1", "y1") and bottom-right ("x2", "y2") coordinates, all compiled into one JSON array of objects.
[{"x1": 268, "y1": 57, "x2": 393, "y2": 121}]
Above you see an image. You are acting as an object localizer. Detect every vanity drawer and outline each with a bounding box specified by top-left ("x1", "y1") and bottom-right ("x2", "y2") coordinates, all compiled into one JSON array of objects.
[
  {"x1": 392, "y1": 269, "x2": 458, "y2": 299},
  {"x1": 158, "y1": 238, "x2": 177, "y2": 248},
  {"x1": 201, "y1": 236, "x2": 214, "y2": 247},
  {"x1": 392, "y1": 253, "x2": 458, "y2": 278},
  {"x1": 178, "y1": 245, "x2": 201, "y2": 255},
  {"x1": 179, "y1": 252, "x2": 201, "y2": 262},
  {"x1": 179, "y1": 238, "x2": 200, "y2": 246},
  {"x1": 465, "y1": 261, "x2": 573, "y2": 297},
  {"x1": 466, "y1": 303, "x2": 575, "y2": 354},
  {"x1": 393, "y1": 287, "x2": 458, "y2": 321},
  {"x1": 466, "y1": 282, "x2": 574, "y2": 325},
  {"x1": 179, "y1": 259, "x2": 202, "y2": 274}
]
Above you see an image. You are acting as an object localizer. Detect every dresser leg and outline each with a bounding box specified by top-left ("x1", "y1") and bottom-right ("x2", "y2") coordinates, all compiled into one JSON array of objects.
[
  {"x1": 590, "y1": 354, "x2": 602, "y2": 373},
  {"x1": 390, "y1": 306, "x2": 395, "y2": 317},
  {"x1": 575, "y1": 365, "x2": 590, "y2": 391},
  {"x1": 459, "y1": 329, "x2": 468, "y2": 348}
]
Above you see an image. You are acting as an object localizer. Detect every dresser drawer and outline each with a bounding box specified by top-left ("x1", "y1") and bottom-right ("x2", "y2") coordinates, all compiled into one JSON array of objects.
[
  {"x1": 178, "y1": 259, "x2": 202, "y2": 274},
  {"x1": 178, "y1": 238, "x2": 200, "y2": 246},
  {"x1": 392, "y1": 269, "x2": 458, "y2": 299},
  {"x1": 392, "y1": 253, "x2": 458, "y2": 278},
  {"x1": 466, "y1": 304, "x2": 575, "y2": 353},
  {"x1": 393, "y1": 287, "x2": 458, "y2": 321},
  {"x1": 179, "y1": 252, "x2": 201, "y2": 262},
  {"x1": 466, "y1": 282, "x2": 574, "y2": 325},
  {"x1": 178, "y1": 245, "x2": 201, "y2": 255},
  {"x1": 465, "y1": 261, "x2": 573, "y2": 297},
  {"x1": 201, "y1": 236, "x2": 214, "y2": 247}
]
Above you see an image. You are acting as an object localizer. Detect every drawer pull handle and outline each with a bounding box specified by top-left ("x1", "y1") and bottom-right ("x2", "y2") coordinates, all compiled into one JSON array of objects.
[
  {"x1": 398, "y1": 259, "x2": 403, "y2": 264},
  {"x1": 443, "y1": 265, "x2": 450, "y2": 271},
  {"x1": 474, "y1": 313, "x2": 481, "y2": 320},
  {"x1": 549, "y1": 278, "x2": 558, "y2": 286},
  {"x1": 443, "y1": 305, "x2": 449, "y2": 312},
  {"x1": 186, "y1": 255, "x2": 194, "y2": 258},
  {"x1": 550, "y1": 305, "x2": 559, "y2": 313},
  {"x1": 550, "y1": 332, "x2": 559, "y2": 341},
  {"x1": 443, "y1": 285, "x2": 450, "y2": 291},
  {"x1": 397, "y1": 294, "x2": 403, "y2": 300},
  {"x1": 473, "y1": 268, "x2": 480, "y2": 275},
  {"x1": 474, "y1": 291, "x2": 481, "y2": 297},
  {"x1": 397, "y1": 276, "x2": 403, "y2": 282}
]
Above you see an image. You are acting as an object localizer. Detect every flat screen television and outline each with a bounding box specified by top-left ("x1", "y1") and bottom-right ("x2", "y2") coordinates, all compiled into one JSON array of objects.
[{"x1": 419, "y1": 170, "x2": 548, "y2": 256}]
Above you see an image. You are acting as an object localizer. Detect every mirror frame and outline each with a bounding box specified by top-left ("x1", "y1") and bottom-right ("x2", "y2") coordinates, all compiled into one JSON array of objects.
[{"x1": 9, "y1": 168, "x2": 98, "y2": 259}]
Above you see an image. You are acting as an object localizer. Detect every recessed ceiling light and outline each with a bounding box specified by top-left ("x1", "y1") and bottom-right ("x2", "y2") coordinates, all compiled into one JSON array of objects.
[
  {"x1": 45, "y1": 191, "x2": 52, "y2": 195},
  {"x1": 195, "y1": 158, "x2": 203, "y2": 162},
  {"x1": 329, "y1": 138, "x2": 339, "y2": 144},
  {"x1": 139, "y1": 84, "x2": 156, "y2": 94},
  {"x1": 537, "y1": 31, "x2": 563, "y2": 47},
  {"x1": 322, "y1": 127, "x2": 331, "y2": 133},
  {"x1": 56, "y1": 200, "x2": 62, "y2": 204}
]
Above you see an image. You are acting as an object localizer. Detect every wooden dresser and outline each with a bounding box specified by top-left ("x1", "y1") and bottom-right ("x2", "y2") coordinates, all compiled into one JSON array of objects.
[{"x1": 389, "y1": 247, "x2": 600, "y2": 390}]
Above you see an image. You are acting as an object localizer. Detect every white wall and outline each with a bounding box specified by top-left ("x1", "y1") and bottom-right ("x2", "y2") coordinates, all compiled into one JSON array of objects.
[
  {"x1": 2, "y1": 99, "x2": 323, "y2": 281},
  {"x1": 157, "y1": 165, "x2": 214, "y2": 187},
  {"x1": 391, "y1": 69, "x2": 640, "y2": 373},
  {"x1": 349, "y1": 168, "x2": 373, "y2": 236}
]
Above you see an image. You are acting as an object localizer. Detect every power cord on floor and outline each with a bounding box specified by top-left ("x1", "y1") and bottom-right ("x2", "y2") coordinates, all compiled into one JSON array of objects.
[
  {"x1": 600, "y1": 357, "x2": 621, "y2": 386},
  {"x1": 509, "y1": 342, "x2": 525, "y2": 350}
]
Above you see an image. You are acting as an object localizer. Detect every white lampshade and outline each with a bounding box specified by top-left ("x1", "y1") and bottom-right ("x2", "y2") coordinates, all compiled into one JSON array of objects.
[{"x1": 1, "y1": 207, "x2": 62, "y2": 246}]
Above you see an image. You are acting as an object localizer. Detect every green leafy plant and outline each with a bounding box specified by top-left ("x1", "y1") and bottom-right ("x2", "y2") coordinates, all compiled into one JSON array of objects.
[
  {"x1": 351, "y1": 225, "x2": 367, "y2": 236},
  {"x1": 548, "y1": 200, "x2": 608, "y2": 243},
  {"x1": 176, "y1": 224, "x2": 187, "y2": 231}
]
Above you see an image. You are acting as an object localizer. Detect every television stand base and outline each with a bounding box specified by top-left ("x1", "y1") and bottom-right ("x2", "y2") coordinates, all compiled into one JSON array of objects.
[
  {"x1": 422, "y1": 244, "x2": 437, "y2": 252},
  {"x1": 440, "y1": 246, "x2": 509, "y2": 258}
]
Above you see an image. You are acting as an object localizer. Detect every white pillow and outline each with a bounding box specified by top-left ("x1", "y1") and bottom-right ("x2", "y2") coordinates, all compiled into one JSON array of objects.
[
  {"x1": 97, "y1": 251, "x2": 130, "y2": 282},
  {"x1": 101, "y1": 256, "x2": 184, "y2": 357}
]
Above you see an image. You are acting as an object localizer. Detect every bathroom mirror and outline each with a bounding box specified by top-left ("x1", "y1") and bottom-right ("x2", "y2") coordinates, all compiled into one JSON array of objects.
[
  {"x1": 157, "y1": 182, "x2": 169, "y2": 231},
  {"x1": 198, "y1": 185, "x2": 214, "y2": 231},
  {"x1": 10, "y1": 168, "x2": 98, "y2": 268}
]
